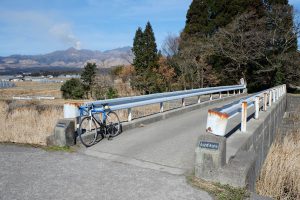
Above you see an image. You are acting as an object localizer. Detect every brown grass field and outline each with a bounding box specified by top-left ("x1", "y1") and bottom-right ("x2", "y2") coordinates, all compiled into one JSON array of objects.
[
  {"x1": 256, "y1": 130, "x2": 300, "y2": 199},
  {"x1": 0, "y1": 81, "x2": 63, "y2": 99}
]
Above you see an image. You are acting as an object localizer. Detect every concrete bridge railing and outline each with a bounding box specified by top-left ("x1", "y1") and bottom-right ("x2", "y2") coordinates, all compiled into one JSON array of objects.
[{"x1": 195, "y1": 84, "x2": 287, "y2": 190}]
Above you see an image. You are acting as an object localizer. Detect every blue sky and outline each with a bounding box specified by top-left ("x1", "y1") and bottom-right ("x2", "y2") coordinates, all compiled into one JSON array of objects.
[{"x1": 0, "y1": 0, "x2": 299, "y2": 56}]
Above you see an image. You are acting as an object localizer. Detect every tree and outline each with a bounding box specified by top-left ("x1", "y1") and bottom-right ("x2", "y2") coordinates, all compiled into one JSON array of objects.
[
  {"x1": 131, "y1": 22, "x2": 159, "y2": 94},
  {"x1": 143, "y1": 22, "x2": 159, "y2": 69},
  {"x1": 81, "y1": 62, "x2": 97, "y2": 98},
  {"x1": 60, "y1": 78, "x2": 84, "y2": 99},
  {"x1": 182, "y1": 0, "x2": 263, "y2": 39},
  {"x1": 211, "y1": 5, "x2": 299, "y2": 91},
  {"x1": 132, "y1": 27, "x2": 145, "y2": 74},
  {"x1": 161, "y1": 34, "x2": 180, "y2": 57}
]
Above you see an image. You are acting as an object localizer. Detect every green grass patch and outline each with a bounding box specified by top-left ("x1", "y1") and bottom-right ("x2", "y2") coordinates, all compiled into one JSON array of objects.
[
  {"x1": 187, "y1": 176, "x2": 249, "y2": 200},
  {"x1": 43, "y1": 145, "x2": 76, "y2": 152}
]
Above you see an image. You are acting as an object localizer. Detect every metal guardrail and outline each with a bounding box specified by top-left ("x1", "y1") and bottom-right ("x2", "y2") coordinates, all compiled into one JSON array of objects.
[
  {"x1": 206, "y1": 84, "x2": 286, "y2": 136},
  {"x1": 64, "y1": 84, "x2": 246, "y2": 121}
]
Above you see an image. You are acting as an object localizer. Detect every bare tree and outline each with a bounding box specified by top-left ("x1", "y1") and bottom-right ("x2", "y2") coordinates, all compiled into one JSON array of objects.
[
  {"x1": 162, "y1": 34, "x2": 180, "y2": 57},
  {"x1": 211, "y1": 6, "x2": 300, "y2": 87}
]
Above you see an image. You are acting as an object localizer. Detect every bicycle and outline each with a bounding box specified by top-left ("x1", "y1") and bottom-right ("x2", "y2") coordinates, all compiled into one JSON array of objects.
[{"x1": 78, "y1": 103, "x2": 121, "y2": 147}]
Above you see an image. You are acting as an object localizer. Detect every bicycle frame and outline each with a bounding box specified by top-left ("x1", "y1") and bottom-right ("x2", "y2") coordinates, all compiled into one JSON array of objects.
[{"x1": 79, "y1": 105, "x2": 110, "y2": 125}]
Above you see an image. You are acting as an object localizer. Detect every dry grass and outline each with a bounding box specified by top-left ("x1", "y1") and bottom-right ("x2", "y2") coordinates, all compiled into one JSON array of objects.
[
  {"x1": 187, "y1": 176, "x2": 249, "y2": 200},
  {"x1": 0, "y1": 81, "x2": 63, "y2": 99},
  {"x1": 0, "y1": 100, "x2": 63, "y2": 145},
  {"x1": 256, "y1": 131, "x2": 300, "y2": 199}
]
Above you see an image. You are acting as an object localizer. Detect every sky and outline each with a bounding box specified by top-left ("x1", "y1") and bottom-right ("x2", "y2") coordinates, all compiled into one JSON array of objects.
[{"x1": 0, "y1": 0, "x2": 299, "y2": 56}]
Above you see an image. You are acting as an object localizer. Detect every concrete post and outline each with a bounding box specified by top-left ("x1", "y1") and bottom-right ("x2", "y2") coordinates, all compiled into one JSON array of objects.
[
  {"x1": 272, "y1": 90, "x2": 276, "y2": 103},
  {"x1": 255, "y1": 96, "x2": 260, "y2": 119},
  {"x1": 197, "y1": 96, "x2": 201, "y2": 104},
  {"x1": 241, "y1": 101, "x2": 247, "y2": 132},
  {"x1": 195, "y1": 133, "x2": 226, "y2": 180},
  {"x1": 269, "y1": 90, "x2": 272, "y2": 107},
  {"x1": 182, "y1": 98, "x2": 186, "y2": 107},
  {"x1": 233, "y1": 90, "x2": 236, "y2": 95},
  {"x1": 210, "y1": 94, "x2": 213, "y2": 101},
  {"x1": 160, "y1": 102, "x2": 164, "y2": 113},
  {"x1": 227, "y1": 91, "x2": 230, "y2": 97},
  {"x1": 52, "y1": 119, "x2": 76, "y2": 147},
  {"x1": 263, "y1": 93, "x2": 268, "y2": 111},
  {"x1": 219, "y1": 92, "x2": 222, "y2": 99},
  {"x1": 238, "y1": 90, "x2": 241, "y2": 94}
]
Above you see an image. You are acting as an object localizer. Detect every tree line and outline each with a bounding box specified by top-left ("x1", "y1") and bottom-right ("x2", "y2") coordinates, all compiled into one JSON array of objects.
[
  {"x1": 130, "y1": 0, "x2": 299, "y2": 94},
  {"x1": 61, "y1": 0, "x2": 300, "y2": 99}
]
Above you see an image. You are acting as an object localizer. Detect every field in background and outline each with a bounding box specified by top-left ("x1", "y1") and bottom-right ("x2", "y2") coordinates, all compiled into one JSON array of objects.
[{"x1": 0, "y1": 81, "x2": 63, "y2": 100}]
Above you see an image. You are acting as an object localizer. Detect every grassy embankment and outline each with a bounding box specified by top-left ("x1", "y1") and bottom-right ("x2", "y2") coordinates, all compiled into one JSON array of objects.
[{"x1": 256, "y1": 112, "x2": 300, "y2": 199}]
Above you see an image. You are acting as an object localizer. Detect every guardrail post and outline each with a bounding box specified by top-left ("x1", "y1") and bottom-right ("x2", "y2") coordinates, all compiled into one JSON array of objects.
[
  {"x1": 182, "y1": 98, "x2": 186, "y2": 107},
  {"x1": 210, "y1": 94, "x2": 213, "y2": 101},
  {"x1": 160, "y1": 102, "x2": 164, "y2": 113},
  {"x1": 238, "y1": 89, "x2": 241, "y2": 94},
  {"x1": 276, "y1": 88, "x2": 279, "y2": 100},
  {"x1": 263, "y1": 93, "x2": 267, "y2": 111},
  {"x1": 219, "y1": 92, "x2": 222, "y2": 99},
  {"x1": 227, "y1": 91, "x2": 230, "y2": 97},
  {"x1": 272, "y1": 90, "x2": 276, "y2": 103},
  {"x1": 269, "y1": 90, "x2": 272, "y2": 107},
  {"x1": 128, "y1": 108, "x2": 132, "y2": 122},
  {"x1": 255, "y1": 96, "x2": 260, "y2": 119},
  {"x1": 233, "y1": 90, "x2": 236, "y2": 95},
  {"x1": 197, "y1": 96, "x2": 201, "y2": 104},
  {"x1": 241, "y1": 101, "x2": 247, "y2": 132}
]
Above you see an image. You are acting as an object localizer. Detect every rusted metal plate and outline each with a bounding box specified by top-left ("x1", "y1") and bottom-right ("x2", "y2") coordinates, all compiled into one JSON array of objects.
[
  {"x1": 206, "y1": 109, "x2": 229, "y2": 136},
  {"x1": 64, "y1": 102, "x2": 81, "y2": 118}
]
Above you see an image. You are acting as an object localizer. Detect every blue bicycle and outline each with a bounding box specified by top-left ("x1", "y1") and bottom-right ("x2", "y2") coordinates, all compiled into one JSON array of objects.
[{"x1": 78, "y1": 103, "x2": 121, "y2": 147}]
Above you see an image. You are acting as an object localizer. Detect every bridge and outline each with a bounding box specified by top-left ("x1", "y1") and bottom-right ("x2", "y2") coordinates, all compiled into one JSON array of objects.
[{"x1": 47, "y1": 83, "x2": 287, "y2": 190}]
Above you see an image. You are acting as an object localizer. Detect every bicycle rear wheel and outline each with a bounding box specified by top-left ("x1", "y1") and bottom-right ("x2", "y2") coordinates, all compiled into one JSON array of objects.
[
  {"x1": 106, "y1": 111, "x2": 121, "y2": 137},
  {"x1": 78, "y1": 116, "x2": 98, "y2": 147}
]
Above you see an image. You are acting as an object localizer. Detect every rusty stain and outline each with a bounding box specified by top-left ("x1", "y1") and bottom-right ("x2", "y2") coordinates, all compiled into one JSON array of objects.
[
  {"x1": 65, "y1": 102, "x2": 83, "y2": 107},
  {"x1": 206, "y1": 127, "x2": 212, "y2": 133},
  {"x1": 208, "y1": 109, "x2": 229, "y2": 119}
]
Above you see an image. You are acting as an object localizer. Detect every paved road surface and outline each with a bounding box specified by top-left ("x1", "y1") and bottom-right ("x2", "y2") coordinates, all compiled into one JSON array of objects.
[
  {"x1": 85, "y1": 97, "x2": 241, "y2": 175},
  {"x1": 0, "y1": 144, "x2": 212, "y2": 200},
  {"x1": 1, "y1": 96, "x2": 242, "y2": 200}
]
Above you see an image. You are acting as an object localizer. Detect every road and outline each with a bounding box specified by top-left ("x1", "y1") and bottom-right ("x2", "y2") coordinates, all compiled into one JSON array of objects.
[
  {"x1": 1, "y1": 96, "x2": 242, "y2": 200},
  {"x1": 0, "y1": 144, "x2": 212, "y2": 200},
  {"x1": 85, "y1": 97, "x2": 240, "y2": 175}
]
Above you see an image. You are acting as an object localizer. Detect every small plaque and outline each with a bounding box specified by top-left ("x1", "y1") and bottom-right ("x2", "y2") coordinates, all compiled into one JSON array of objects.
[
  {"x1": 199, "y1": 141, "x2": 219, "y2": 150},
  {"x1": 56, "y1": 123, "x2": 66, "y2": 128}
]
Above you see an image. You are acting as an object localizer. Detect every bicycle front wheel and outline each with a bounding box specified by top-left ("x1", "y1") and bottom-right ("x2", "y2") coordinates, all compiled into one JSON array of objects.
[
  {"x1": 78, "y1": 116, "x2": 98, "y2": 147},
  {"x1": 106, "y1": 111, "x2": 121, "y2": 137}
]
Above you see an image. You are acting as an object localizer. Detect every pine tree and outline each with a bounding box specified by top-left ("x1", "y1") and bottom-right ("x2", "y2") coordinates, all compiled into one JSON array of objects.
[
  {"x1": 143, "y1": 22, "x2": 159, "y2": 69},
  {"x1": 132, "y1": 27, "x2": 144, "y2": 73},
  {"x1": 81, "y1": 62, "x2": 97, "y2": 98},
  {"x1": 132, "y1": 22, "x2": 159, "y2": 94}
]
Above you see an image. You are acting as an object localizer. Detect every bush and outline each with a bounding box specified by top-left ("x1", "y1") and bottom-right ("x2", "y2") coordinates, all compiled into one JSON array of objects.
[
  {"x1": 60, "y1": 78, "x2": 84, "y2": 99},
  {"x1": 106, "y1": 87, "x2": 118, "y2": 99}
]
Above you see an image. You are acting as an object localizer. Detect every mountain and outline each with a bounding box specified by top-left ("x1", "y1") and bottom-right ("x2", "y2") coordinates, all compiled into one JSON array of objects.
[{"x1": 0, "y1": 47, "x2": 133, "y2": 72}]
